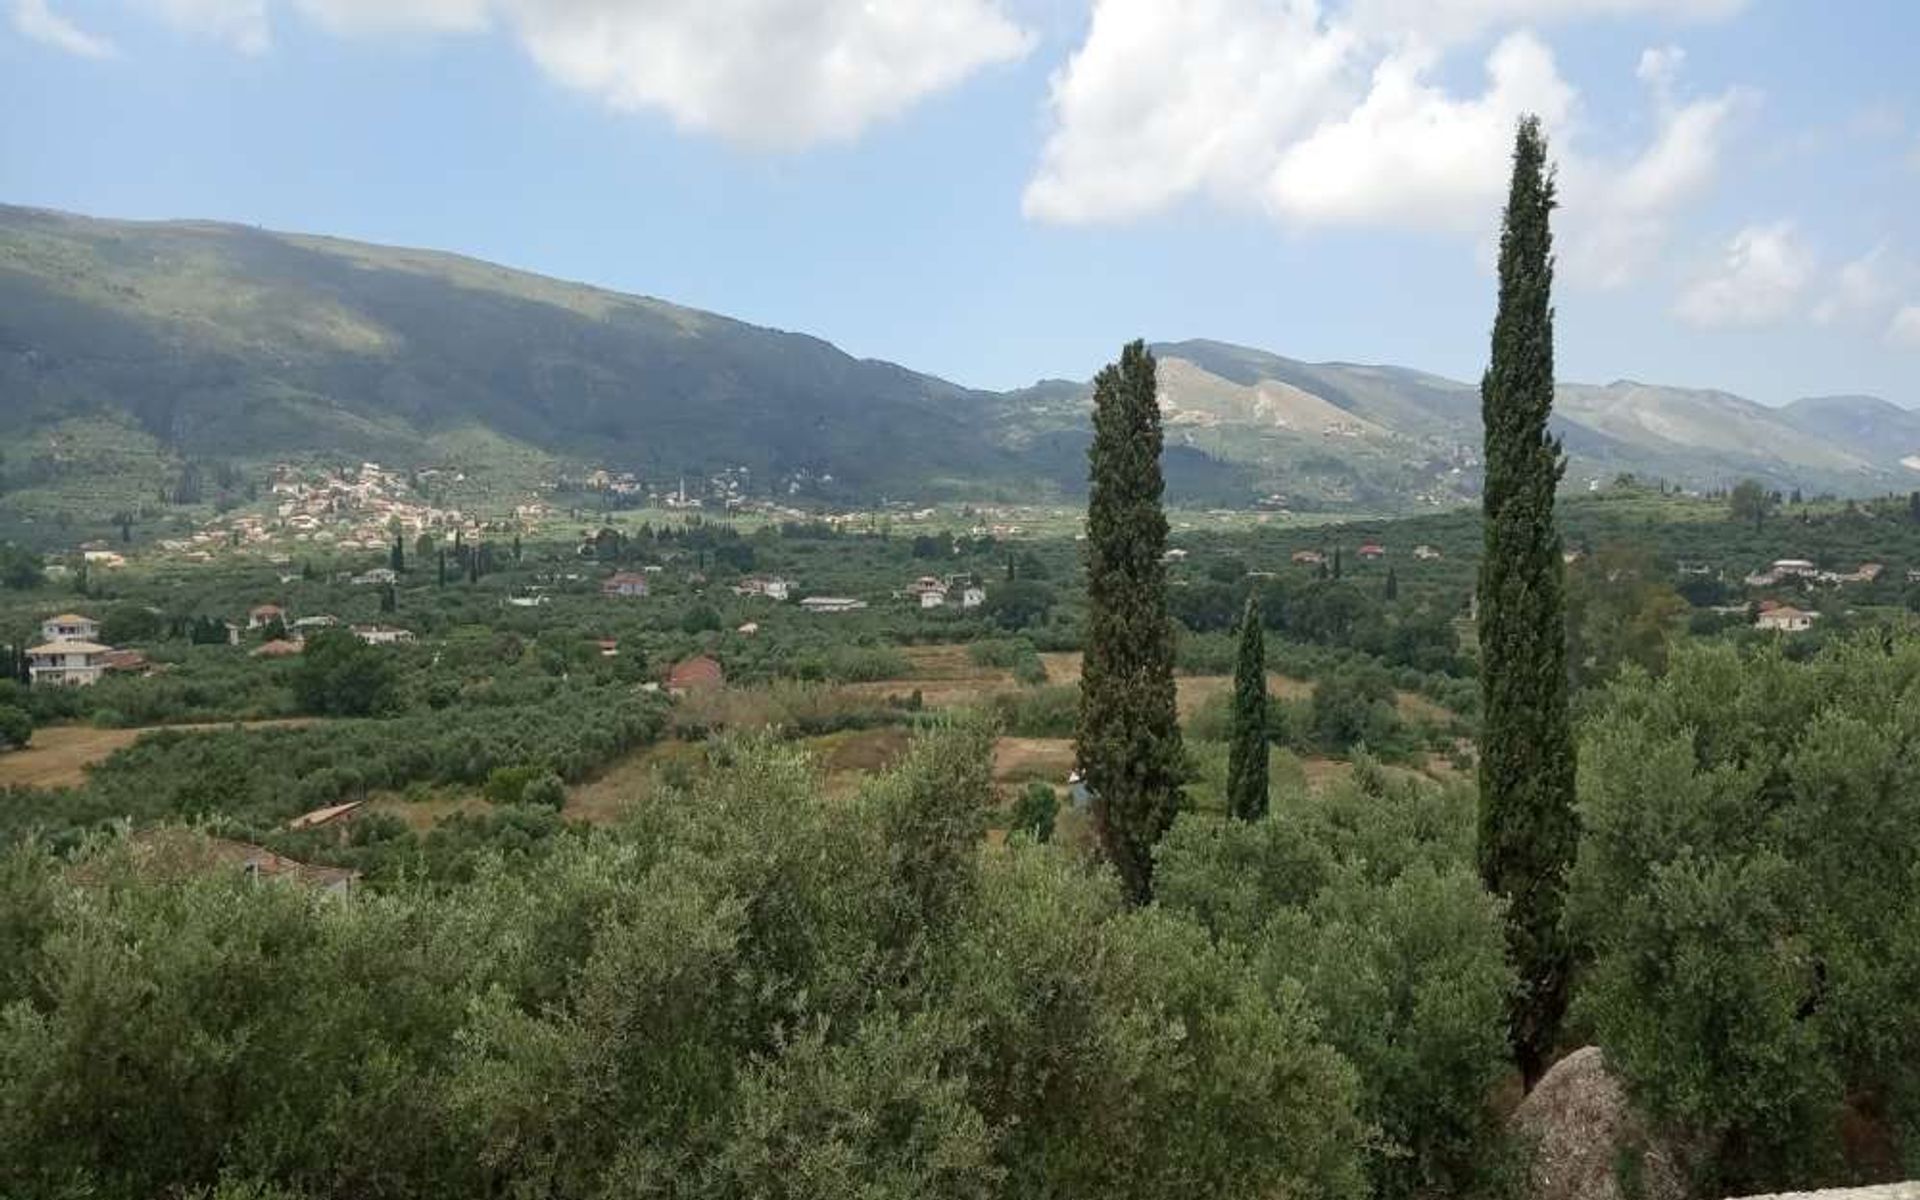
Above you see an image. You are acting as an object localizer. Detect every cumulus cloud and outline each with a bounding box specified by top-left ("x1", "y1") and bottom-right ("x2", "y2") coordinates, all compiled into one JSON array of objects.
[
  {"x1": 117, "y1": 0, "x2": 1033, "y2": 145},
  {"x1": 1811, "y1": 244, "x2": 1897, "y2": 327},
  {"x1": 1263, "y1": 32, "x2": 1571, "y2": 231},
  {"x1": 1890, "y1": 305, "x2": 1920, "y2": 350},
  {"x1": 10, "y1": 0, "x2": 116, "y2": 56},
  {"x1": 1343, "y1": 0, "x2": 1746, "y2": 42},
  {"x1": 1022, "y1": 0, "x2": 1357, "y2": 224},
  {"x1": 1673, "y1": 221, "x2": 1815, "y2": 328},
  {"x1": 1025, "y1": 0, "x2": 1749, "y2": 285},
  {"x1": 503, "y1": 0, "x2": 1034, "y2": 148}
]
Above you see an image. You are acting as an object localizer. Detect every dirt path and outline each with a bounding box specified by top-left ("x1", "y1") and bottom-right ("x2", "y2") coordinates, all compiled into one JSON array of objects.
[{"x1": 0, "y1": 718, "x2": 315, "y2": 790}]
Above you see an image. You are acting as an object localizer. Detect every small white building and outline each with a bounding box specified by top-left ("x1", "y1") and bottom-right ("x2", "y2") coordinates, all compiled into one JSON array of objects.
[
  {"x1": 1412, "y1": 545, "x2": 1443, "y2": 561},
  {"x1": 735, "y1": 576, "x2": 794, "y2": 601},
  {"x1": 800, "y1": 596, "x2": 868, "y2": 614},
  {"x1": 919, "y1": 589, "x2": 947, "y2": 609},
  {"x1": 352, "y1": 567, "x2": 399, "y2": 587},
  {"x1": 40, "y1": 613, "x2": 99, "y2": 644},
  {"x1": 248, "y1": 604, "x2": 286, "y2": 630},
  {"x1": 1757, "y1": 606, "x2": 1817, "y2": 633},
  {"x1": 960, "y1": 585, "x2": 987, "y2": 609},
  {"x1": 28, "y1": 640, "x2": 112, "y2": 686},
  {"x1": 352, "y1": 625, "x2": 416, "y2": 646}
]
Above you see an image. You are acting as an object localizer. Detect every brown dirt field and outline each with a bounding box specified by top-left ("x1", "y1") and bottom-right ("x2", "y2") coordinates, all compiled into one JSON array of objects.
[
  {"x1": 1174, "y1": 671, "x2": 1315, "y2": 718},
  {"x1": 993, "y1": 737, "x2": 1076, "y2": 785},
  {"x1": 1038, "y1": 651, "x2": 1082, "y2": 683},
  {"x1": 898, "y1": 644, "x2": 1011, "y2": 682},
  {"x1": 0, "y1": 719, "x2": 316, "y2": 790},
  {"x1": 366, "y1": 790, "x2": 496, "y2": 833},
  {"x1": 564, "y1": 740, "x2": 709, "y2": 825}
]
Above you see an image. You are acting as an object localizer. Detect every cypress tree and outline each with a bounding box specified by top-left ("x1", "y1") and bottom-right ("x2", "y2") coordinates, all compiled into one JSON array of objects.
[
  {"x1": 1477, "y1": 114, "x2": 1577, "y2": 1089},
  {"x1": 390, "y1": 534, "x2": 405, "y2": 574},
  {"x1": 1226, "y1": 593, "x2": 1269, "y2": 821},
  {"x1": 1383, "y1": 566, "x2": 1399, "y2": 602},
  {"x1": 1076, "y1": 339, "x2": 1184, "y2": 902},
  {"x1": 437, "y1": 548, "x2": 447, "y2": 588}
]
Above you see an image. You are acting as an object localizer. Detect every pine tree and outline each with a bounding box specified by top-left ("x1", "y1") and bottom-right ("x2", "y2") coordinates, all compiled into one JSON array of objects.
[
  {"x1": 1076, "y1": 339, "x2": 1184, "y2": 902},
  {"x1": 1226, "y1": 593, "x2": 1269, "y2": 821},
  {"x1": 1477, "y1": 115, "x2": 1577, "y2": 1089}
]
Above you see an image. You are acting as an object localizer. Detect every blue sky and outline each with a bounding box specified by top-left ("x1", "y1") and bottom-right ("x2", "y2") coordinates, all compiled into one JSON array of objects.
[{"x1": 4, "y1": 0, "x2": 1917, "y2": 403}]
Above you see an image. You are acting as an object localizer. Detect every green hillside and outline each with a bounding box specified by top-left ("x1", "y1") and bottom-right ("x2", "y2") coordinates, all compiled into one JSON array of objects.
[{"x1": 4, "y1": 204, "x2": 1918, "y2": 543}]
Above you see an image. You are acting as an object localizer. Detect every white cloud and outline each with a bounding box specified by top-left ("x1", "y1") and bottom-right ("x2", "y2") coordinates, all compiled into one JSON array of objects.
[
  {"x1": 1023, "y1": 0, "x2": 1358, "y2": 224},
  {"x1": 1811, "y1": 244, "x2": 1897, "y2": 327},
  {"x1": 1264, "y1": 32, "x2": 1572, "y2": 231},
  {"x1": 503, "y1": 0, "x2": 1034, "y2": 148},
  {"x1": 1674, "y1": 221, "x2": 1815, "y2": 328},
  {"x1": 1025, "y1": 0, "x2": 1749, "y2": 285},
  {"x1": 10, "y1": 0, "x2": 116, "y2": 56},
  {"x1": 294, "y1": 0, "x2": 487, "y2": 36},
  {"x1": 140, "y1": 0, "x2": 270, "y2": 52},
  {"x1": 1344, "y1": 0, "x2": 1745, "y2": 42},
  {"x1": 1889, "y1": 305, "x2": 1920, "y2": 350},
  {"x1": 122, "y1": 0, "x2": 1033, "y2": 145}
]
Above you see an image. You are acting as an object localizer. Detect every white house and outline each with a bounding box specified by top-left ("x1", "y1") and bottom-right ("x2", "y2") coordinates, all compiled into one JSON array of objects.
[
  {"x1": 919, "y1": 589, "x2": 947, "y2": 610},
  {"x1": 351, "y1": 567, "x2": 398, "y2": 587},
  {"x1": 352, "y1": 625, "x2": 416, "y2": 646},
  {"x1": 735, "y1": 576, "x2": 794, "y2": 601},
  {"x1": 1771, "y1": 559, "x2": 1818, "y2": 578},
  {"x1": 28, "y1": 640, "x2": 112, "y2": 686},
  {"x1": 960, "y1": 585, "x2": 987, "y2": 609},
  {"x1": 1412, "y1": 545, "x2": 1443, "y2": 561},
  {"x1": 1757, "y1": 606, "x2": 1817, "y2": 633},
  {"x1": 800, "y1": 596, "x2": 868, "y2": 614},
  {"x1": 248, "y1": 604, "x2": 286, "y2": 630},
  {"x1": 40, "y1": 613, "x2": 99, "y2": 644}
]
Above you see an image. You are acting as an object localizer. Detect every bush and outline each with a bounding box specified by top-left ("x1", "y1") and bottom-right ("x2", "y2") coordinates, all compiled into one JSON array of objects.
[
  {"x1": 1310, "y1": 665, "x2": 1401, "y2": 753},
  {"x1": 1569, "y1": 634, "x2": 1920, "y2": 1189},
  {"x1": 0, "y1": 706, "x2": 30, "y2": 751},
  {"x1": 1155, "y1": 766, "x2": 1514, "y2": 1200},
  {"x1": 1010, "y1": 782, "x2": 1057, "y2": 842},
  {"x1": 520, "y1": 772, "x2": 567, "y2": 810},
  {"x1": 484, "y1": 764, "x2": 550, "y2": 806}
]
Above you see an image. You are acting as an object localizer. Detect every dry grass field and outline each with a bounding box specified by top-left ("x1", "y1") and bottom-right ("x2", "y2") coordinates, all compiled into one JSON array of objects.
[{"x1": 0, "y1": 719, "x2": 315, "y2": 791}]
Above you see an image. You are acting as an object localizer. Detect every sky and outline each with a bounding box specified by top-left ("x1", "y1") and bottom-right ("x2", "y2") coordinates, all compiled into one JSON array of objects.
[{"x1": 3, "y1": 0, "x2": 1918, "y2": 404}]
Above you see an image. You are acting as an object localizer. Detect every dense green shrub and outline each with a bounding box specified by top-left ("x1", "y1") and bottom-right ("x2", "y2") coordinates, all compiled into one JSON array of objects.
[
  {"x1": 0, "y1": 704, "x2": 30, "y2": 750},
  {"x1": 1156, "y1": 765, "x2": 1514, "y2": 1200},
  {"x1": 0, "y1": 729, "x2": 1370, "y2": 1200},
  {"x1": 1570, "y1": 635, "x2": 1920, "y2": 1188}
]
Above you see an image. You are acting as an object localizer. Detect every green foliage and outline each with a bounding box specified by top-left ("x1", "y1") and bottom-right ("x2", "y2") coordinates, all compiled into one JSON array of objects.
[
  {"x1": 0, "y1": 542, "x2": 45, "y2": 590},
  {"x1": 1729, "y1": 478, "x2": 1772, "y2": 531},
  {"x1": 1476, "y1": 114, "x2": 1577, "y2": 1084},
  {"x1": 1011, "y1": 781, "x2": 1057, "y2": 842},
  {"x1": 1566, "y1": 544, "x2": 1687, "y2": 691},
  {"x1": 483, "y1": 764, "x2": 549, "y2": 806},
  {"x1": 1228, "y1": 594, "x2": 1270, "y2": 820},
  {"x1": 0, "y1": 729, "x2": 1375, "y2": 1200},
  {"x1": 1310, "y1": 663, "x2": 1401, "y2": 753},
  {"x1": 1079, "y1": 340, "x2": 1184, "y2": 902},
  {"x1": 1157, "y1": 766, "x2": 1515, "y2": 1200},
  {"x1": 0, "y1": 704, "x2": 30, "y2": 751},
  {"x1": 981, "y1": 579, "x2": 1056, "y2": 631},
  {"x1": 292, "y1": 630, "x2": 398, "y2": 717},
  {"x1": 1570, "y1": 635, "x2": 1920, "y2": 1188}
]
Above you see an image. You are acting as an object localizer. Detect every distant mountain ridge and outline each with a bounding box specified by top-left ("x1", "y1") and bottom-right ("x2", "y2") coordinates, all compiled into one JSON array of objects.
[{"x1": 1, "y1": 204, "x2": 1914, "y2": 521}]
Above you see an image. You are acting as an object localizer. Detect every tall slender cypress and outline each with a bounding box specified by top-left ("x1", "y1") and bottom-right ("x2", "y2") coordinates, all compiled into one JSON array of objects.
[
  {"x1": 1227, "y1": 593, "x2": 1269, "y2": 821},
  {"x1": 1077, "y1": 339, "x2": 1184, "y2": 902},
  {"x1": 1477, "y1": 115, "x2": 1577, "y2": 1089}
]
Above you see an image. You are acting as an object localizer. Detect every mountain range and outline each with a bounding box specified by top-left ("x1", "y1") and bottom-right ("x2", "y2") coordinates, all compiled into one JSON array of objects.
[{"x1": 3, "y1": 203, "x2": 1916, "y2": 524}]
